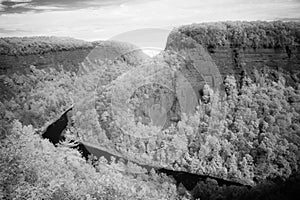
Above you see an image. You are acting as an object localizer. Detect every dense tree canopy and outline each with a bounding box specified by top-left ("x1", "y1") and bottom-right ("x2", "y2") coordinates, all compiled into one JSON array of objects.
[
  {"x1": 172, "y1": 21, "x2": 300, "y2": 49},
  {"x1": 0, "y1": 36, "x2": 93, "y2": 56}
]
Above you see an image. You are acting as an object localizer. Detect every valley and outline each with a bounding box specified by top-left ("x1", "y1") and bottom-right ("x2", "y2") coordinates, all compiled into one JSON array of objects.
[{"x1": 1, "y1": 21, "x2": 300, "y2": 200}]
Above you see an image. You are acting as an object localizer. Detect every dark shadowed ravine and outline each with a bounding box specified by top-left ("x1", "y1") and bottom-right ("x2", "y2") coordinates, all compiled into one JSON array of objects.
[{"x1": 42, "y1": 107, "x2": 73, "y2": 144}]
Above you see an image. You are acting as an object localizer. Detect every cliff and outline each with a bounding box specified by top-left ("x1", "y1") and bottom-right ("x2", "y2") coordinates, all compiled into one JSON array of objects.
[{"x1": 166, "y1": 21, "x2": 300, "y2": 87}]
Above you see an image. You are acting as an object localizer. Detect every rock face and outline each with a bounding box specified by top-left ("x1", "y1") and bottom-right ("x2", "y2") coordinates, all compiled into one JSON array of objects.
[
  {"x1": 209, "y1": 46, "x2": 300, "y2": 86},
  {"x1": 165, "y1": 21, "x2": 300, "y2": 87}
]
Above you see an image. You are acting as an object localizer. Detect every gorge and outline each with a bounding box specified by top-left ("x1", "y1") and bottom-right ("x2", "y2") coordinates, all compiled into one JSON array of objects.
[{"x1": 1, "y1": 20, "x2": 300, "y2": 199}]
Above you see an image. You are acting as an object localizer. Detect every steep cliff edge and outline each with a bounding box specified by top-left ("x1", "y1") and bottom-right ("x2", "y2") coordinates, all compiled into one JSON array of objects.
[{"x1": 166, "y1": 21, "x2": 300, "y2": 87}]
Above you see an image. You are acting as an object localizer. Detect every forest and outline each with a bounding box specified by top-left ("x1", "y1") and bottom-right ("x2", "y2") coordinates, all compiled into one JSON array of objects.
[
  {"x1": 173, "y1": 21, "x2": 300, "y2": 49},
  {"x1": 0, "y1": 36, "x2": 93, "y2": 56},
  {"x1": 1, "y1": 21, "x2": 300, "y2": 200}
]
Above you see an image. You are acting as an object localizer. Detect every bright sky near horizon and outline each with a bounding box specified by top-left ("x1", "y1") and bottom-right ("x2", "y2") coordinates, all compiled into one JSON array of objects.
[{"x1": 0, "y1": 0, "x2": 300, "y2": 46}]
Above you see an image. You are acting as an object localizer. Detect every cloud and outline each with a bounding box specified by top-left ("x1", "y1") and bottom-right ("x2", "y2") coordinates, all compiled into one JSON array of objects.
[
  {"x1": 7, "y1": 0, "x2": 32, "y2": 2},
  {"x1": 0, "y1": 1, "x2": 6, "y2": 11},
  {"x1": 0, "y1": 0, "x2": 133, "y2": 13}
]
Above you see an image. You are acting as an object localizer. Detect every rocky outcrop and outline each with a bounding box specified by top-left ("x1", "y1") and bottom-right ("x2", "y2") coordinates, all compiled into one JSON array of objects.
[{"x1": 166, "y1": 21, "x2": 300, "y2": 87}]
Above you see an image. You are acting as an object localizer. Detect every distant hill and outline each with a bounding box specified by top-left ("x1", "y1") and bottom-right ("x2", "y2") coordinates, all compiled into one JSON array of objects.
[
  {"x1": 0, "y1": 37, "x2": 149, "y2": 75},
  {"x1": 0, "y1": 36, "x2": 93, "y2": 56}
]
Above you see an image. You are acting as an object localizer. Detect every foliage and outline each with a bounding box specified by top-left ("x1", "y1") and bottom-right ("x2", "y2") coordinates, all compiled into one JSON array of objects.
[
  {"x1": 0, "y1": 58, "x2": 180, "y2": 199},
  {"x1": 173, "y1": 21, "x2": 300, "y2": 49},
  {"x1": 0, "y1": 120, "x2": 178, "y2": 199},
  {"x1": 96, "y1": 68, "x2": 299, "y2": 186},
  {"x1": 0, "y1": 36, "x2": 92, "y2": 56},
  {"x1": 0, "y1": 65, "x2": 74, "y2": 128}
]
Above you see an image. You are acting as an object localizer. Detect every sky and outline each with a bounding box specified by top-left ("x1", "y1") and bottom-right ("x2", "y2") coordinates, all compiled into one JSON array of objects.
[{"x1": 0, "y1": 0, "x2": 300, "y2": 49}]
